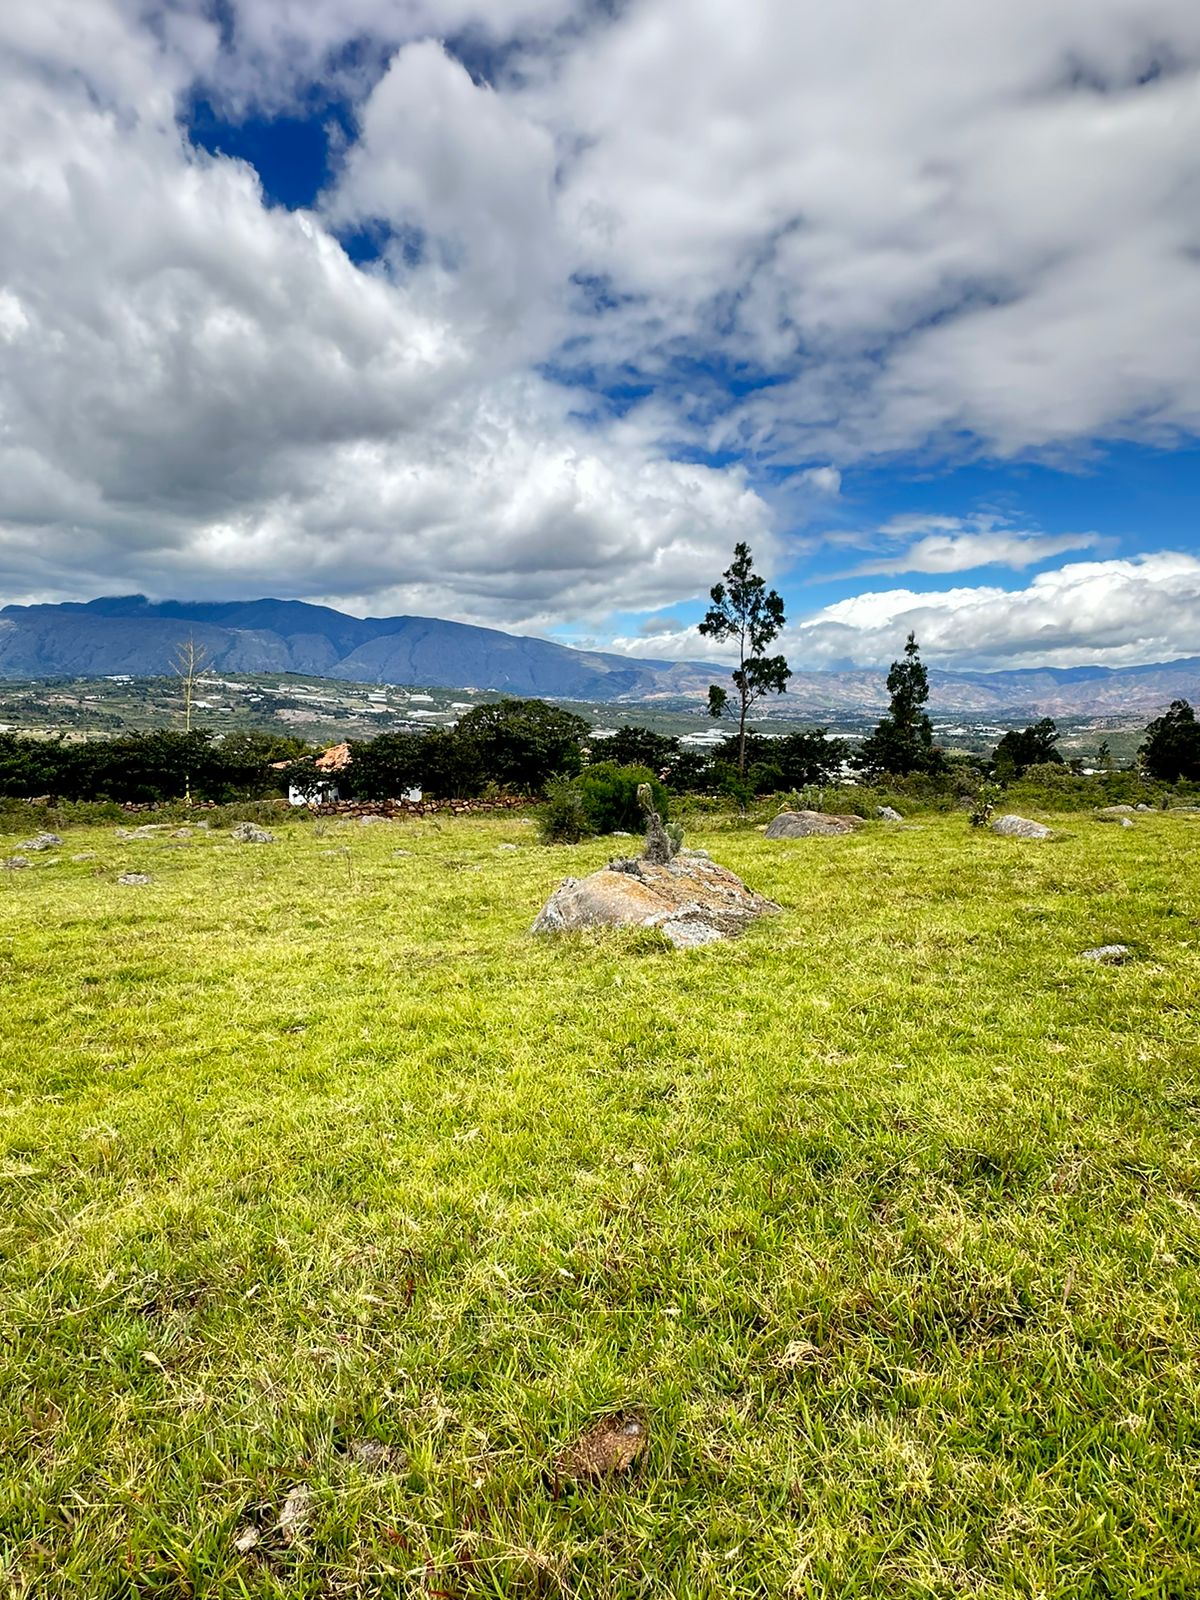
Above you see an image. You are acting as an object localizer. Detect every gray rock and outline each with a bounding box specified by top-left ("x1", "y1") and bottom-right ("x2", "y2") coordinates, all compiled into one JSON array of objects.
[
  {"x1": 358, "y1": 815, "x2": 387, "y2": 826},
  {"x1": 1097, "y1": 805, "x2": 1134, "y2": 815},
  {"x1": 117, "y1": 872, "x2": 152, "y2": 886},
  {"x1": 19, "y1": 833, "x2": 62, "y2": 851},
  {"x1": 877, "y1": 806, "x2": 903, "y2": 822},
  {"x1": 72, "y1": 853, "x2": 97, "y2": 862},
  {"x1": 534, "y1": 853, "x2": 779, "y2": 945},
  {"x1": 1081, "y1": 944, "x2": 1132, "y2": 964},
  {"x1": 991, "y1": 814, "x2": 1052, "y2": 839},
  {"x1": 1135, "y1": 803, "x2": 1152, "y2": 812},
  {"x1": 230, "y1": 822, "x2": 275, "y2": 844},
  {"x1": 1095, "y1": 812, "x2": 1135, "y2": 827},
  {"x1": 2, "y1": 856, "x2": 31, "y2": 871},
  {"x1": 115, "y1": 824, "x2": 168, "y2": 840},
  {"x1": 765, "y1": 809, "x2": 861, "y2": 838},
  {"x1": 497, "y1": 843, "x2": 519, "y2": 851}
]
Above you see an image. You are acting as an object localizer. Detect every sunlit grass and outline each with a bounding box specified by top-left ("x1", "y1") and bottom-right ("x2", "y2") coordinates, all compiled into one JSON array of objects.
[{"x1": 2, "y1": 809, "x2": 1199, "y2": 1597}]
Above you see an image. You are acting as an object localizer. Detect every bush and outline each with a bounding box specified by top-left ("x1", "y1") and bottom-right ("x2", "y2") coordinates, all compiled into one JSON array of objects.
[
  {"x1": 538, "y1": 763, "x2": 669, "y2": 843},
  {"x1": 577, "y1": 763, "x2": 668, "y2": 833},
  {"x1": 539, "y1": 777, "x2": 590, "y2": 843}
]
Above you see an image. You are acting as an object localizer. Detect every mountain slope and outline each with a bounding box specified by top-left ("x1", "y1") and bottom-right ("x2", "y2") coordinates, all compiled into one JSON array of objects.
[{"x1": 1, "y1": 594, "x2": 1197, "y2": 714}]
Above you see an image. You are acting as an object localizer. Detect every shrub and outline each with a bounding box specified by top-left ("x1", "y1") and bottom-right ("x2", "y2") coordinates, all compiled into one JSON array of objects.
[
  {"x1": 577, "y1": 763, "x2": 668, "y2": 833},
  {"x1": 538, "y1": 763, "x2": 669, "y2": 843},
  {"x1": 539, "y1": 777, "x2": 591, "y2": 843}
]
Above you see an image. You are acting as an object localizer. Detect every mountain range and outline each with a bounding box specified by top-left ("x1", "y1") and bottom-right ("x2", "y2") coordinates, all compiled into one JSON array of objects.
[{"x1": 1, "y1": 595, "x2": 1196, "y2": 717}]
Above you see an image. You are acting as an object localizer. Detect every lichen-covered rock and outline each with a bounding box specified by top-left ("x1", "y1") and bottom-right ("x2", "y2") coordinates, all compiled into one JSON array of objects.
[
  {"x1": 230, "y1": 822, "x2": 275, "y2": 844},
  {"x1": 877, "y1": 806, "x2": 903, "y2": 822},
  {"x1": 533, "y1": 853, "x2": 779, "y2": 947},
  {"x1": 765, "y1": 810, "x2": 862, "y2": 839},
  {"x1": 19, "y1": 833, "x2": 62, "y2": 851},
  {"x1": 2, "y1": 857, "x2": 30, "y2": 871},
  {"x1": 1081, "y1": 944, "x2": 1132, "y2": 964},
  {"x1": 117, "y1": 872, "x2": 152, "y2": 886},
  {"x1": 991, "y1": 814, "x2": 1052, "y2": 839}
]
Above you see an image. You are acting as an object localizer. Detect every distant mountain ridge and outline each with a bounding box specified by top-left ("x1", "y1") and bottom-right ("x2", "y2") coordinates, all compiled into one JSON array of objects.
[{"x1": 0, "y1": 594, "x2": 1197, "y2": 716}]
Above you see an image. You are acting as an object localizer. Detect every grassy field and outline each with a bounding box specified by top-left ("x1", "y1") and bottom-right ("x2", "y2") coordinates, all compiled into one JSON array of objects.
[{"x1": 1, "y1": 808, "x2": 1198, "y2": 1598}]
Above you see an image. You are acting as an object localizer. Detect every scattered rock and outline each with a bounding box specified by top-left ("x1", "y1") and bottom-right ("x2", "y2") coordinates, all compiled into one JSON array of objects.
[
  {"x1": 117, "y1": 873, "x2": 153, "y2": 886},
  {"x1": 115, "y1": 824, "x2": 168, "y2": 840},
  {"x1": 19, "y1": 833, "x2": 62, "y2": 851},
  {"x1": 345, "y1": 1439, "x2": 399, "y2": 1469},
  {"x1": 612, "y1": 830, "x2": 633, "y2": 838},
  {"x1": 679, "y1": 847, "x2": 713, "y2": 861},
  {"x1": 1095, "y1": 813, "x2": 1135, "y2": 827},
  {"x1": 556, "y1": 1413, "x2": 647, "y2": 1482},
  {"x1": 1081, "y1": 944, "x2": 1132, "y2": 964},
  {"x1": 991, "y1": 814, "x2": 1052, "y2": 839},
  {"x1": 72, "y1": 853, "x2": 96, "y2": 862},
  {"x1": 1135, "y1": 803, "x2": 1152, "y2": 812},
  {"x1": 765, "y1": 810, "x2": 862, "y2": 838},
  {"x1": 320, "y1": 847, "x2": 350, "y2": 857},
  {"x1": 173, "y1": 827, "x2": 193, "y2": 838},
  {"x1": 392, "y1": 849, "x2": 413, "y2": 857},
  {"x1": 230, "y1": 823, "x2": 275, "y2": 844},
  {"x1": 277, "y1": 1485, "x2": 312, "y2": 1543},
  {"x1": 497, "y1": 843, "x2": 519, "y2": 851},
  {"x1": 232, "y1": 1526, "x2": 260, "y2": 1554},
  {"x1": 358, "y1": 815, "x2": 387, "y2": 826},
  {"x1": 534, "y1": 852, "x2": 779, "y2": 947},
  {"x1": 877, "y1": 806, "x2": 903, "y2": 822},
  {"x1": 1097, "y1": 805, "x2": 1135, "y2": 815},
  {"x1": 2, "y1": 856, "x2": 30, "y2": 871}
]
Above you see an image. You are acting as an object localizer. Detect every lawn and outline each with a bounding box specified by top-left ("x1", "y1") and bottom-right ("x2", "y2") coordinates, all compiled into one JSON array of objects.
[{"x1": 1, "y1": 809, "x2": 1198, "y2": 1598}]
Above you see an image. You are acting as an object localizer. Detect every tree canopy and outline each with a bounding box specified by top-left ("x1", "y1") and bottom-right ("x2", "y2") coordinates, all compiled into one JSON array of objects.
[
  {"x1": 857, "y1": 634, "x2": 946, "y2": 778},
  {"x1": 699, "y1": 542, "x2": 790, "y2": 774}
]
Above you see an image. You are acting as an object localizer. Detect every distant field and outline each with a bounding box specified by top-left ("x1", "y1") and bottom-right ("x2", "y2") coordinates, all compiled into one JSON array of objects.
[
  {"x1": 2, "y1": 810, "x2": 1198, "y2": 1597},
  {"x1": 0, "y1": 671, "x2": 1148, "y2": 760}
]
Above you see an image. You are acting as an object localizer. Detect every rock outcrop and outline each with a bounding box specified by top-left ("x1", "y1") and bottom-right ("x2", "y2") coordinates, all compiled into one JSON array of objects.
[
  {"x1": 533, "y1": 849, "x2": 779, "y2": 948},
  {"x1": 991, "y1": 814, "x2": 1052, "y2": 839},
  {"x1": 765, "y1": 810, "x2": 862, "y2": 839}
]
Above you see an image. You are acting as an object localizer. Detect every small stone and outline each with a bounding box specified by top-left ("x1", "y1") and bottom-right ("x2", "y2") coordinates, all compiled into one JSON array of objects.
[
  {"x1": 72, "y1": 853, "x2": 96, "y2": 862},
  {"x1": 1081, "y1": 944, "x2": 1132, "y2": 964},
  {"x1": 18, "y1": 833, "x2": 62, "y2": 851},
  {"x1": 2, "y1": 857, "x2": 30, "y2": 871},
  {"x1": 117, "y1": 872, "x2": 152, "y2": 886},
  {"x1": 358, "y1": 815, "x2": 387, "y2": 826},
  {"x1": 556, "y1": 1413, "x2": 647, "y2": 1482},
  {"x1": 991, "y1": 814, "x2": 1052, "y2": 839},
  {"x1": 877, "y1": 806, "x2": 903, "y2": 821},
  {"x1": 1135, "y1": 803, "x2": 1152, "y2": 812},
  {"x1": 230, "y1": 823, "x2": 275, "y2": 844},
  {"x1": 277, "y1": 1485, "x2": 312, "y2": 1542}
]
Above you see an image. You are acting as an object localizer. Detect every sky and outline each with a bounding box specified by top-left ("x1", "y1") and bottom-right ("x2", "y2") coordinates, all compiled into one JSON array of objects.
[{"x1": 1, "y1": 1, "x2": 1198, "y2": 672}]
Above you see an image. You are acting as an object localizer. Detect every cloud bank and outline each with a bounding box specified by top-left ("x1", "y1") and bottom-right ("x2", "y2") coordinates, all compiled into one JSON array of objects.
[{"x1": 0, "y1": 0, "x2": 1198, "y2": 666}]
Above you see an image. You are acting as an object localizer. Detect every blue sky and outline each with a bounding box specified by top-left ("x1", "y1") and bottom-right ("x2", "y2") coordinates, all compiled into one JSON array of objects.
[{"x1": 1, "y1": 1, "x2": 1198, "y2": 670}]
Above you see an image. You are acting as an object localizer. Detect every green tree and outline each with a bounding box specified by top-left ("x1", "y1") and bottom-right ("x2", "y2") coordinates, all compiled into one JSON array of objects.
[
  {"x1": 453, "y1": 698, "x2": 588, "y2": 794},
  {"x1": 1139, "y1": 700, "x2": 1200, "y2": 782},
  {"x1": 858, "y1": 634, "x2": 945, "y2": 778},
  {"x1": 699, "y1": 542, "x2": 790, "y2": 775},
  {"x1": 991, "y1": 718, "x2": 1062, "y2": 780}
]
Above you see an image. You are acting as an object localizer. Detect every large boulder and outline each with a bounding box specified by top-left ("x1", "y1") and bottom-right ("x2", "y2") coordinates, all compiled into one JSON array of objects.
[
  {"x1": 765, "y1": 810, "x2": 862, "y2": 839},
  {"x1": 991, "y1": 814, "x2": 1052, "y2": 839},
  {"x1": 533, "y1": 850, "x2": 779, "y2": 948}
]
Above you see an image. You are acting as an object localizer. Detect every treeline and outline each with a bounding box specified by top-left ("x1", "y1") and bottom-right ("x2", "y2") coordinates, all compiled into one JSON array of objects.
[
  {"x1": 1, "y1": 692, "x2": 1197, "y2": 806},
  {"x1": 0, "y1": 730, "x2": 311, "y2": 803}
]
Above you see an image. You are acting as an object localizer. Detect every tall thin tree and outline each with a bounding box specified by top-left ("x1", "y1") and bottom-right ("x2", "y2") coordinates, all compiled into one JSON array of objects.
[
  {"x1": 172, "y1": 634, "x2": 208, "y2": 805},
  {"x1": 699, "y1": 542, "x2": 791, "y2": 776}
]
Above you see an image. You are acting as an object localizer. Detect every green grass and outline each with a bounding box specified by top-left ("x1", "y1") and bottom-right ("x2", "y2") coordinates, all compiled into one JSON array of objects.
[{"x1": 2, "y1": 810, "x2": 1199, "y2": 1598}]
